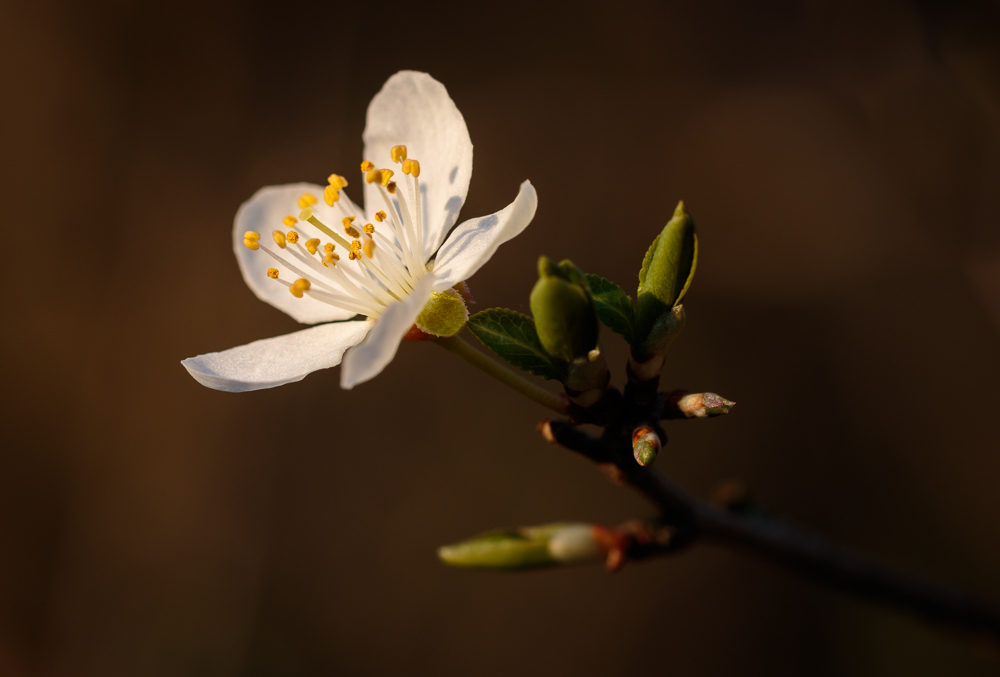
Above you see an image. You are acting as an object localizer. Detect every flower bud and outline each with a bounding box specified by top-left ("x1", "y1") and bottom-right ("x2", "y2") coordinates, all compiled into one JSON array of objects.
[
  {"x1": 530, "y1": 257, "x2": 599, "y2": 363},
  {"x1": 437, "y1": 522, "x2": 606, "y2": 570},
  {"x1": 634, "y1": 201, "x2": 697, "y2": 355}
]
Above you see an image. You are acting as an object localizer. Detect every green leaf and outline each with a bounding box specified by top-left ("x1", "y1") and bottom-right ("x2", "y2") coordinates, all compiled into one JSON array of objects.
[
  {"x1": 467, "y1": 308, "x2": 563, "y2": 380},
  {"x1": 437, "y1": 529, "x2": 557, "y2": 570},
  {"x1": 638, "y1": 233, "x2": 660, "y2": 289},
  {"x1": 635, "y1": 201, "x2": 697, "y2": 342},
  {"x1": 585, "y1": 273, "x2": 634, "y2": 344}
]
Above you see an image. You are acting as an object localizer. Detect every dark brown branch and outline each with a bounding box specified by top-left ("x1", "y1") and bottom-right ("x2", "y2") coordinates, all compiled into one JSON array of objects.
[{"x1": 543, "y1": 425, "x2": 1000, "y2": 641}]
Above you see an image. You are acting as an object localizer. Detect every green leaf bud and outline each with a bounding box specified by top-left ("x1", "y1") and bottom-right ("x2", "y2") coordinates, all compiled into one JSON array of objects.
[
  {"x1": 530, "y1": 257, "x2": 599, "y2": 363},
  {"x1": 437, "y1": 522, "x2": 606, "y2": 570},
  {"x1": 635, "y1": 201, "x2": 697, "y2": 351}
]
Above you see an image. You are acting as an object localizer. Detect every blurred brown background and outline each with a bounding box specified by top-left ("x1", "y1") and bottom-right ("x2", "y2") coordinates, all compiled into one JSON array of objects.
[{"x1": 3, "y1": 0, "x2": 1000, "y2": 674}]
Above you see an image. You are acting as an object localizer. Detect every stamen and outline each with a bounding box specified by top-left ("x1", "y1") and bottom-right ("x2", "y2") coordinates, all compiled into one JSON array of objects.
[
  {"x1": 390, "y1": 145, "x2": 407, "y2": 163},
  {"x1": 289, "y1": 278, "x2": 311, "y2": 298},
  {"x1": 363, "y1": 236, "x2": 375, "y2": 259},
  {"x1": 243, "y1": 230, "x2": 261, "y2": 250},
  {"x1": 386, "y1": 181, "x2": 397, "y2": 194},
  {"x1": 379, "y1": 169, "x2": 394, "y2": 187},
  {"x1": 371, "y1": 229, "x2": 404, "y2": 259},
  {"x1": 305, "y1": 238, "x2": 321, "y2": 255},
  {"x1": 375, "y1": 211, "x2": 386, "y2": 222},
  {"x1": 323, "y1": 184, "x2": 340, "y2": 206},
  {"x1": 299, "y1": 208, "x2": 352, "y2": 250},
  {"x1": 386, "y1": 185, "x2": 420, "y2": 269},
  {"x1": 272, "y1": 231, "x2": 287, "y2": 249},
  {"x1": 297, "y1": 193, "x2": 317, "y2": 209},
  {"x1": 402, "y1": 159, "x2": 420, "y2": 177},
  {"x1": 286, "y1": 230, "x2": 299, "y2": 244},
  {"x1": 304, "y1": 287, "x2": 380, "y2": 317},
  {"x1": 256, "y1": 243, "x2": 336, "y2": 294},
  {"x1": 363, "y1": 223, "x2": 375, "y2": 234},
  {"x1": 360, "y1": 160, "x2": 375, "y2": 172},
  {"x1": 343, "y1": 216, "x2": 360, "y2": 238},
  {"x1": 324, "y1": 253, "x2": 340, "y2": 265},
  {"x1": 282, "y1": 215, "x2": 297, "y2": 227},
  {"x1": 375, "y1": 184, "x2": 415, "y2": 268},
  {"x1": 327, "y1": 174, "x2": 348, "y2": 190},
  {"x1": 267, "y1": 268, "x2": 279, "y2": 279},
  {"x1": 323, "y1": 243, "x2": 335, "y2": 254},
  {"x1": 413, "y1": 174, "x2": 423, "y2": 252},
  {"x1": 329, "y1": 256, "x2": 392, "y2": 305}
]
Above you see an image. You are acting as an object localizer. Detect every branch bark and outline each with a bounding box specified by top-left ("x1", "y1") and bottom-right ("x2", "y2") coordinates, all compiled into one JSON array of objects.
[{"x1": 542, "y1": 419, "x2": 1000, "y2": 641}]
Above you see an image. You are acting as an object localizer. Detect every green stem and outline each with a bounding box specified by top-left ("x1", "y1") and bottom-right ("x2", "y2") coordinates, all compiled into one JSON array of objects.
[{"x1": 435, "y1": 335, "x2": 569, "y2": 415}]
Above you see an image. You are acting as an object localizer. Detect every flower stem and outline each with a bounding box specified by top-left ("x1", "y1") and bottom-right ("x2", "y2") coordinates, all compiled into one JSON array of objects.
[{"x1": 434, "y1": 335, "x2": 569, "y2": 415}]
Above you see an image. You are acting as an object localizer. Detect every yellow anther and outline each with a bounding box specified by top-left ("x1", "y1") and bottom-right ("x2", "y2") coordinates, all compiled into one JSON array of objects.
[
  {"x1": 363, "y1": 223, "x2": 375, "y2": 234},
  {"x1": 289, "y1": 278, "x2": 311, "y2": 298},
  {"x1": 351, "y1": 240, "x2": 362, "y2": 252},
  {"x1": 267, "y1": 268, "x2": 279, "y2": 279},
  {"x1": 323, "y1": 184, "x2": 340, "y2": 206},
  {"x1": 282, "y1": 215, "x2": 297, "y2": 227},
  {"x1": 379, "y1": 169, "x2": 394, "y2": 187},
  {"x1": 272, "y1": 230, "x2": 287, "y2": 249},
  {"x1": 386, "y1": 181, "x2": 397, "y2": 194},
  {"x1": 342, "y1": 216, "x2": 360, "y2": 238},
  {"x1": 360, "y1": 160, "x2": 375, "y2": 172},
  {"x1": 375, "y1": 210, "x2": 386, "y2": 222},
  {"x1": 362, "y1": 236, "x2": 375, "y2": 259},
  {"x1": 323, "y1": 242, "x2": 335, "y2": 254},
  {"x1": 390, "y1": 145, "x2": 407, "y2": 163},
  {"x1": 305, "y1": 238, "x2": 321, "y2": 255},
  {"x1": 402, "y1": 159, "x2": 420, "y2": 178},
  {"x1": 298, "y1": 193, "x2": 318, "y2": 209},
  {"x1": 348, "y1": 251, "x2": 358, "y2": 261},
  {"x1": 324, "y1": 252, "x2": 340, "y2": 265},
  {"x1": 243, "y1": 230, "x2": 261, "y2": 241},
  {"x1": 286, "y1": 230, "x2": 299, "y2": 244},
  {"x1": 327, "y1": 174, "x2": 348, "y2": 190},
  {"x1": 243, "y1": 238, "x2": 260, "y2": 251},
  {"x1": 365, "y1": 168, "x2": 382, "y2": 184},
  {"x1": 299, "y1": 207, "x2": 315, "y2": 221}
]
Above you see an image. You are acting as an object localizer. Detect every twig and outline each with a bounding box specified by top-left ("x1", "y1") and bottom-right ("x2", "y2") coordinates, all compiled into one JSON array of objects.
[
  {"x1": 542, "y1": 424, "x2": 1000, "y2": 641},
  {"x1": 435, "y1": 335, "x2": 570, "y2": 415}
]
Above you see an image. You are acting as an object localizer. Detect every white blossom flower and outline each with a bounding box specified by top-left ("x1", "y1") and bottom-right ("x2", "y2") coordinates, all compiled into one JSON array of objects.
[{"x1": 182, "y1": 71, "x2": 537, "y2": 391}]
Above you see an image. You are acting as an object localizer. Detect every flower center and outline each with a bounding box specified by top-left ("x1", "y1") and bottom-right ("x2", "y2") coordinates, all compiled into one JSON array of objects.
[{"x1": 241, "y1": 145, "x2": 427, "y2": 319}]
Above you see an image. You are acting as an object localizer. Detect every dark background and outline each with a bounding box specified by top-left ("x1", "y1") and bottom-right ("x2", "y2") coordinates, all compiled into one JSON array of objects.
[{"x1": 3, "y1": 0, "x2": 1000, "y2": 674}]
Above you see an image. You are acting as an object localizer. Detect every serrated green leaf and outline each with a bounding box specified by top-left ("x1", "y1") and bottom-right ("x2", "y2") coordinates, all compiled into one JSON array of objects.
[
  {"x1": 638, "y1": 233, "x2": 660, "y2": 288},
  {"x1": 585, "y1": 273, "x2": 634, "y2": 344},
  {"x1": 467, "y1": 308, "x2": 563, "y2": 380}
]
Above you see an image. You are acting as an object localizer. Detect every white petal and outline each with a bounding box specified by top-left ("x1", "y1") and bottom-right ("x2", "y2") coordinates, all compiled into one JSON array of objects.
[
  {"x1": 363, "y1": 71, "x2": 473, "y2": 258},
  {"x1": 235, "y1": 183, "x2": 361, "y2": 324},
  {"x1": 182, "y1": 320, "x2": 373, "y2": 392},
  {"x1": 431, "y1": 181, "x2": 537, "y2": 290},
  {"x1": 340, "y1": 273, "x2": 436, "y2": 389}
]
